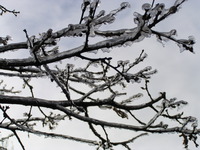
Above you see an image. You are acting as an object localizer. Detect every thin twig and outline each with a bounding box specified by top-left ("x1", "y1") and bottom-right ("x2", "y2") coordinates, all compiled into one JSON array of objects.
[
  {"x1": 43, "y1": 64, "x2": 71, "y2": 101},
  {"x1": 0, "y1": 5, "x2": 20, "y2": 16},
  {"x1": 12, "y1": 130, "x2": 25, "y2": 150}
]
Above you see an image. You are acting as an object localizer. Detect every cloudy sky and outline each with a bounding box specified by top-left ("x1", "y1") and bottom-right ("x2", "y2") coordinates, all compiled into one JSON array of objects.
[{"x1": 0, "y1": 0, "x2": 200, "y2": 150}]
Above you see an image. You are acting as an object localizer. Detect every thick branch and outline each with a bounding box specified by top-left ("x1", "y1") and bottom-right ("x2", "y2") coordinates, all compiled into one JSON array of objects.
[
  {"x1": 0, "y1": 93, "x2": 164, "y2": 111},
  {"x1": 0, "y1": 42, "x2": 27, "y2": 53},
  {"x1": 0, "y1": 28, "x2": 141, "y2": 67}
]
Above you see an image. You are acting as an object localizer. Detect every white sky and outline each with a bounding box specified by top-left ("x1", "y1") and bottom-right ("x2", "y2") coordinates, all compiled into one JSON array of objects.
[{"x1": 0, "y1": 0, "x2": 200, "y2": 150}]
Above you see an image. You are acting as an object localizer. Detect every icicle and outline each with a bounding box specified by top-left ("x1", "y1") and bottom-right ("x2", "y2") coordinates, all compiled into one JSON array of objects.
[
  {"x1": 87, "y1": 50, "x2": 98, "y2": 54},
  {"x1": 101, "y1": 48, "x2": 110, "y2": 53},
  {"x1": 89, "y1": 25, "x2": 96, "y2": 37},
  {"x1": 123, "y1": 41, "x2": 133, "y2": 47},
  {"x1": 133, "y1": 35, "x2": 145, "y2": 43}
]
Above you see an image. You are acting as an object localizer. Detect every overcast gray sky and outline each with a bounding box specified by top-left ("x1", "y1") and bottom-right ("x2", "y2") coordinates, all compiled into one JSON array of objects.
[{"x1": 0, "y1": 0, "x2": 200, "y2": 150}]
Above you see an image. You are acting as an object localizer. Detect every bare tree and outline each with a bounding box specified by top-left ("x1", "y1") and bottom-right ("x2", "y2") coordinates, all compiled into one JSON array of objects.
[{"x1": 0, "y1": 0, "x2": 199, "y2": 149}]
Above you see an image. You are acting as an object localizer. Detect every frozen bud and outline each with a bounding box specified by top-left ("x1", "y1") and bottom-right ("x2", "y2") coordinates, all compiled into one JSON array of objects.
[
  {"x1": 142, "y1": 3, "x2": 151, "y2": 11},
  {"x1": 68, "y1": 24, "x2": 74, "y2": 30},
  {"x1": 117, "y1": 60, "x2": 123, "y2": 66},
  {"x1": 158, "y1": 3, "x2": 165, "y2": 11},
  {"x1": 144, "y1": 66, "x2": 152, "y2": 71},
  {"x1": 168, "y1": 6, "x2": 177, "y2": 14},
  {"x1": 66, "y1": 64, "x2": 74, "y2": 71},
  {"x1": 188, "y1": 36, "x2": 195, "y2": 44},
  {"x1": 142, "y1": 26, "x2": 152, "y2": 37},
  {"x1": 162, "y1": 99, "x2": 170, "y2": 107},
  {"x1": 6, "y1": 35, "x2": 12, "y2": 41},
  {"x1": 169, "y1": 98, "x2": 176, "y2": 103},
  {"x1": 192, "y1": 121, "x2": 198, "y2": 128},
  {"x1": 81, "y1": 0, "x2": 90, "y2": 10},
  {"x1": 178, "y1": 36, "x2": 195, "y2": 45},
  {"x1": 90, "y1": 0, "x2": 100, "y2": 9},
  {"x1": 122, "y1": 73, "x2": 141, "y2": 83},
  {"x1": 47, "y1": 29, "x2": 53, "y2": 37},
  {"x1": 188, "y1": 116, "x2": 197, "y2": 122},
  {"x1": 90, "y1": 2, "x2": 96, "y2": 9},
  {"x1": 97, "y1": 10, "x2": 105, "y2": 18},
  {"x1": 163, "y1": 124, "x2": 168, "y2": 129},
  {"x1": 120, "y1": 2, "x2": 131, "y2": 9},
  {"x1": 170, "y1": 29, "x2": 177, "y2": 36},
  {"x1": 84, "y1": 0, "x2": 91, "y2": 5},
  {"x1": 124, "y1": 60, "x2": 130, "y2": 65},
  {"x1": 133, "y1": 12, "x2": 144, "y2": 26},
  {"x1": 0, "y1": 35, "x2": 12, "y2": 45},
  {"x1": 106, "y1": 15, "x2": 115, "y2": 24},
  {"x1": 47, "y1": 46, "x2": 59, "y2": 55},
  {"x1": 133, "y1": 12, "x2": 141, "y2": 18},
  {"x1": 67, "y1": 64, "x2": 74, "y2": 68}
]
